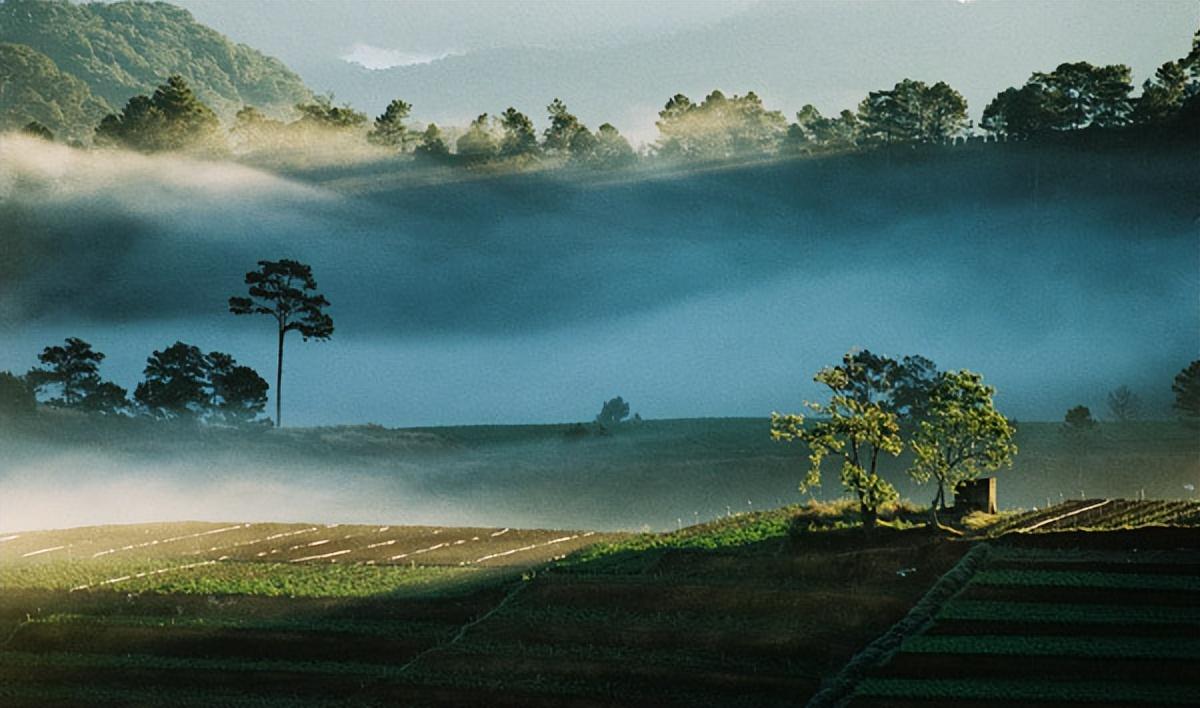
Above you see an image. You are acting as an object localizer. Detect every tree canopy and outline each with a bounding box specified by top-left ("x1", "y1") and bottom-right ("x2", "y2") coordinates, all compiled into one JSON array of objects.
[
  {"x1": 771, "y1": 362, "x2": 903, "y2": 529},
  {"x1": 908, "y1": 370, "x2": 1016, "y2": 515},
  {"x1": 94, "y1": 75, "x2": 222, "y2": 152},
  {"x1": 25, "y1": 337, "x2": 127, "y2": 413}
]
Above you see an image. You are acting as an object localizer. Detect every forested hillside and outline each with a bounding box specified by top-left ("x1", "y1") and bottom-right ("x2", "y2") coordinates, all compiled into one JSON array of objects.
[{"x1": 0, "y1": 0, "x2": 310, "y2": 133}]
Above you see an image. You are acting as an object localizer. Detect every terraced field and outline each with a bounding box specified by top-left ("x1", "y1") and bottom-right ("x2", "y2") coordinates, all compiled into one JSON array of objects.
[
  {"x1": 849, "y1": 527, "x2": 1200, "y2": 707},
  {"x1": 0, "y1": 506, "x2": 969, "y2": 707}
]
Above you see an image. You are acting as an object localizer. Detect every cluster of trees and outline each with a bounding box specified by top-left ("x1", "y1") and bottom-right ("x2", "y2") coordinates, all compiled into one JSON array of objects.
[
  {"x1": 15, "y1": 25, "x2": 1196, "y2": 169},
  {"x1": 0, "y1": 258, "x2": 336, "y2": 429},
  {"x1": 771, "y1": 350, "x2": 1017, "y2": 528},
  {"x1": 0, "y1": 337, "x2": 268, "y2": 424}
]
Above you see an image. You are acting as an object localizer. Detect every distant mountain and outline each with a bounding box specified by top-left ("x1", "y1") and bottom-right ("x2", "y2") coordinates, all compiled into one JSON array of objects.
[
  {"x1": 0, "y1": 42, "x2": 110, "y2": 140},
  {"x1": 0, "y1": 0, "x2": 311, "y2": 128}
]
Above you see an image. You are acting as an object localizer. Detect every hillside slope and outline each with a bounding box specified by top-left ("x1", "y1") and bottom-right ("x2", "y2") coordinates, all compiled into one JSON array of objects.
[
  {"x1": 0, "y1": 0, "x2": 311, "y2": 124},
  {"x1": 0, "y1": 42, "x2": 110, "y2": 139}
]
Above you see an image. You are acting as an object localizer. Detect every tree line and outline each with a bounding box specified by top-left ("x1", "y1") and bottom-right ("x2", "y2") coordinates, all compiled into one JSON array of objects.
[
  {"x1": 0, "y1": 259, "x2": 333, "y2": 428},
  {"x1": 16, "y1": 26, "x2": 1199, "y2": 168}
]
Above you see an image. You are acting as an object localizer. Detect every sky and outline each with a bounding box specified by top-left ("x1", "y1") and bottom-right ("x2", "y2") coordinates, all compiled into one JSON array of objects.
[{"x1": 164, "y1": 0, "x2": 1200, "y2": 145}]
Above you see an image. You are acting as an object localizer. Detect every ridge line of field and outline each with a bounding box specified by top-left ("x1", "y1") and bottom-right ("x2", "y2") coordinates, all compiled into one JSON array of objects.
[
  {"x1": 389, "y1": 577, "x2": 531, "y2": 679},
  {"x1": 806, "y1": 541, "x2": 990, "y2": 708}
]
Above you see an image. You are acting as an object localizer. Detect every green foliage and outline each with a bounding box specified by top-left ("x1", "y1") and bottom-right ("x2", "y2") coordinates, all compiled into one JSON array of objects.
[
  {"x1": 367, "y1": 98, "x2": 413, "y2": 149},
  {"x1": 901, "y1": 634, "x2": 1200, "y2": 659},
  {"x1": 937, "y1": 600, "x2": 1200, "y2": 625},
  {"x1": 1062, "y1": 404, "x2": 1097, "y2": 433},
  {"x1": 456, "y1": 113, "x2": 499, "y2": 163},
  {"x1": 499, "y1": 106, "x2": 538, "y2": 158},
  {"x1": 785, "y1": 104, "x2": 860, "y2": 153},
  {"x1": 414, "y1": 122, "x2": 450, "y2": 160},
  {"x1": 908, "y1": 370, "x2": 1016, "y2": 510},
  {"x1": 986, "y1": 62, "x2": 1135, "y2": 136},
  {"x1": 133, "y1": 344, "x2": 267, "y2": 423},
  {"x1": 771, "y1": 358, "x2": 904, "y2": 526},
  {"x1": 294, "y1": 94, "x2": 366, "y2": 129},
  {"x1": 1172, "y1": 360, "x2": 1200, "y2": 422},
  {"x1": 25, "y1": 337, "x2": 126, "y2": 413},
  {"x1": 0, "y1": 0, "x2": 311, "y2": 121},
  {"x1": 543, "y1": 98, "x2": 586, "y2": 154},
  {"x1": 655, "y1": 89, "x2": 788, "y2": 159},
  {"x1": 858, "y1": 79, "x2": 969, "y2": 144},
  {"x1": 0, "y1": 370, "x2": 36, "y2": 417},
  {"x1": 971, "y1": 568, "x2": 1199, "y2": 591},
  {"x1": 94, "y1": 74, "x2": 222, "y2": 153},
  {"x1": 594, "y1": 396, "x2": 631, "y2": 427},
  {"x1": 570, "y1": 122, "x2": 636, "y2": 168},
  {"x1": 0, "y1": 42, "x2": 109, "y2": 141},
  {"x1": 856, "y1": 678, "x2": 1199, "y2": 703}
]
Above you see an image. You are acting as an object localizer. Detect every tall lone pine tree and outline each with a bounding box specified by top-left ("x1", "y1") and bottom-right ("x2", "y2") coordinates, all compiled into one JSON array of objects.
[{"x1": 229, "y1": 260, "x2": 333, "y2": 427}]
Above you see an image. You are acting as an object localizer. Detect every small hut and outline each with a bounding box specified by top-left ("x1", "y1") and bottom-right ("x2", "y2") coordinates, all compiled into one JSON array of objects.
[{"x1": 955, "y1": 477, "x2": 997, "y2": 514}]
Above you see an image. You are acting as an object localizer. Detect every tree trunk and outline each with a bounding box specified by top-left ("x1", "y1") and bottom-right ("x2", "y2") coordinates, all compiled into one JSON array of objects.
[
  {"x1": 275, "y1": 326, "x2": 284, "y2": 428},
  {"x1": 860, "y1": 503, "x2": 877, "y2": 533}
]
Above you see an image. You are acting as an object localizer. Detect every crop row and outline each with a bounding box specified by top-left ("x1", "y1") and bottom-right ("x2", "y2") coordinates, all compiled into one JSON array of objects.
[
  {"x1": 854, "y1": 678, "x2": 1198, "y2": 704},
  {"x1": 970, "y1": 568, "x2": 1200, "y2": 591},
  {"x1": 899, "y1": 634, "x2": 1200, "y2": 659},
  {"x1": 936, "y1": 600, "x2": 1200, "y2": 625}
]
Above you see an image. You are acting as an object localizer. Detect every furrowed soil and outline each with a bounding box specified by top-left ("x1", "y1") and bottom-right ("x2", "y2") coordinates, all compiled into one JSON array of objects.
[{"x1": 0, "y1": 509, "x2": 967, "y2": 707}]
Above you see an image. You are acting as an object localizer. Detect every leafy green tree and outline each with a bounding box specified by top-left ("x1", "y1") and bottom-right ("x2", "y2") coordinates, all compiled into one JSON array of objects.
[
  {"x1": 368, "y1": 98, "x2": 414, "y2": 149},
  {"x1": 205, "y1": 352, "x2": 269, "y2": 424},
  {"x1": 499, "y1": 107, "x2": 538, "y2": 158},
  {"x1": 230, "y1": 105, "x2": 285, "y2": 148},
  {"x1": 414, "y1": 123, "x2": 450, "y2": 160},
  {"x1": 595, "y1": 396, "x2": 631, "y2": 427},
  {"x1": 0, "y1": 371, "x2": 36, "y2": 418},
  {"x1": 655, "y1": 89, "x2": 787, "y2": 159},
  {"x1": 892, "y1": 355, "x2": 943, "y2": 423},
  {"x1": 1027, "y1": 62, "x2": 1134, "y2": 129},
  {"x1": 1173, "y1": 360, "x2": 1200, "y2": 424},
  {"x1": 94, "y1": 74, "x2": 221, "y2": 152},
  {"x1": 771, "y1": 362, "x2": 903, "y2": 529},
  {"x1": 980, "y1": 84, "x2": 1058, "y2": 139},
  {"x1": 571, "y1": 122, "x2": 635, "y2": 168},
  {"x1": 858, "y1": 79, "x2": 968, "y2": 144},
  {"x1": 785, "y1": 104, "x2": 860, "y2": 153},
  {"x1": 1106, "y1": 385, "x2": 1142, "y2": 422},
  {"x1": 543, "y1": 98, "x2": 586, "y2": 154},
  {"x1": 456, "y1": 113, "x2": 499, "y2": 163},
  {"x1": 908, "y1": 370, "x2": 1016, "y2": 518},
  {"x1": 229, "y1": 259, "x2": 333, "y2": 427},
  {"x1": 134, "y1": 341, "x2": 209, "y2": 419},
  {"x1": 26, "y1": 337, "x2": 123, "y2": 409},
  {"x1": 294, "y1": 94, "x2": 367, "y2": 130}
]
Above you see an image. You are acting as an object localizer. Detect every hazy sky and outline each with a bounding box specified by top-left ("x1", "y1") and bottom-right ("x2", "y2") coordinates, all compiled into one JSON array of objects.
[{"x1": 164, "y1": 0, "x2": 1199, "y2": 143}]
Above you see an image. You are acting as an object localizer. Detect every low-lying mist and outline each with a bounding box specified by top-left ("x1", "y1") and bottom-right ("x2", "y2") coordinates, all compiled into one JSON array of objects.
[{"x1": 2, "y1": 135, "x2": 1195, "y2": 427}]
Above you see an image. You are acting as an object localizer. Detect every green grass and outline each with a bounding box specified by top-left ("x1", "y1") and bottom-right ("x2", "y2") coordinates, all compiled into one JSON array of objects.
[
  {"x1": 899, "y1": 635, "x2": 1200, "y2": 659},
  {"x1": 0, "y1": 649, "x2": 414, "y2": 678},
  {"x1": 0, "y1": 559, "x2": 496, "y2": 598},
  {"x1": 854, "y1": 678, "x2": 1199, "y2": 704},
  {"x1": 970, "y1": 568, "x2": 1200, "y2": 591},
  {"x1": 937, "y1": 600, "x2": 1200, "y2": 625}
]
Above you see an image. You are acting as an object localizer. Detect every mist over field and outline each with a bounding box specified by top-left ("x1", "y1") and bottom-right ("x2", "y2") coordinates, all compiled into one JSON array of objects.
[{"x1": 2, "y1": 135, "x2": 1196, "y2": 428}]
